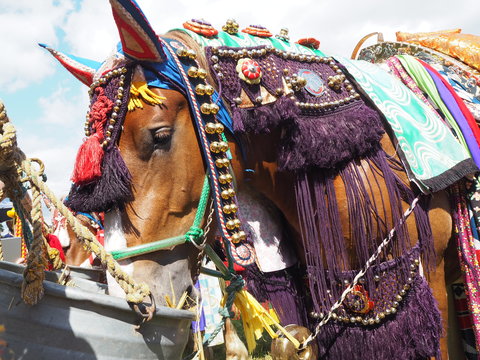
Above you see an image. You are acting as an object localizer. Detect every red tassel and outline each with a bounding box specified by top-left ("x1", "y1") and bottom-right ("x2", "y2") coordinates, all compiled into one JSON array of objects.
[
  {"x1": 46, "y1": 234, "x2": 66, "y2": 262},
  {"x1": 71, "y1": 133, "x2": 104, "y2": 185},
  {"x1": 71, "y1": 87, "x2": 113, "y2": 185}
]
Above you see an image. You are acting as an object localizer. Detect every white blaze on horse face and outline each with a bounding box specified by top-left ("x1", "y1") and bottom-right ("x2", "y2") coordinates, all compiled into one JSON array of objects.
[
  {"x1": 104, "y1": 209, "x2": 134, "y2": 298},
  {"x1": 53, "y1": 224, "x2": 70, "y2": 248}
]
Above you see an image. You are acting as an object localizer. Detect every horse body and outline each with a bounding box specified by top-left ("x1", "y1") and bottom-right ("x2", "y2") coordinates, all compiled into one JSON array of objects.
[
  {"x1": 45, "y1": 2, "x2": 464, "y2": 357},
  {"x1": 110, "y1": 32, "x2": 454, "y2": 357}
]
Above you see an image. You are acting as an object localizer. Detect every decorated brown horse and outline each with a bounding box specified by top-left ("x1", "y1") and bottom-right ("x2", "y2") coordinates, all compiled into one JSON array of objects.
[{"x1": 42, "y1": 1, "x2": 479, "y2": 358}]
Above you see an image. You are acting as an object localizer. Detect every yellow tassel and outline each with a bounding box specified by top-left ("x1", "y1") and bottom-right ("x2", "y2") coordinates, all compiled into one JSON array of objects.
[
  {"x1": 223, "y1": 289, "x2": 301, "y2": 353},
  {"x1": 128, "y1": 81, "x2": 166, "y2": 111},
  {"x1": 7, "y1": 208, "x2": 16, "y2": 218}
]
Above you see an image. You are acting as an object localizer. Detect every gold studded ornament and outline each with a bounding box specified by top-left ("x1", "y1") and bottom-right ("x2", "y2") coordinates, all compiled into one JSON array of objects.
[{"x1": 222, "y1": 19, "x2": 239, "y2": 35}]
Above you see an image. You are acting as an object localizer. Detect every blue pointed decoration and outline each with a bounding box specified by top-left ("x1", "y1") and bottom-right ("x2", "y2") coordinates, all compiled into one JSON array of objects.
[
  {"x1": 39, "y1": 43, "x2": 101, "y2": 86},
  {"x1": 109, "y1": 0, "x2": 165, "y2": 62}
]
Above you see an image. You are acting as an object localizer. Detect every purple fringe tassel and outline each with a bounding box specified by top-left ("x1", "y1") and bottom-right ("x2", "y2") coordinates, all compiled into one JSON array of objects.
[
  {"x1": 66, "y1": 146, "x2": 133, "y2": 212},
  {"x1": 279, "y1": 101, "x2": 384, "y2": 171},
  {"x1": 316, "y1": 276, "x2": 441, "y2": 359},
  {"x1": 233, "y1": 96, "x2": 299, "y2": 134},
  {"x1": 244, "y1": 263, "x2": 310, "y2": 326}
]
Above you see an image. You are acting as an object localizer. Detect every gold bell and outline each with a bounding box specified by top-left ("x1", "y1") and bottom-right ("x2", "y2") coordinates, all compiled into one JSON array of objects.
[
  {"x1": 270, "y1": 325, "x2": 318, "y2": 360},
  {"x1": 215, "y1": 158, "x2": 228, "y2": 168},
  {"x1": 218, "y1": 141, "x2": 229, "y2": 152},
  {"x1": 226, "y1": 219, "x2": 236, "y2": 230},
  {"x1": 209, "y1": 103, "x2": 220, "y2": 115},
  {"x1": 233, "y1": 218, "x2": 241, "y2": 228},
  {"x1": 187, "y1": 66, "x2": 199, "y2": 78},
  {"x1": 219, "y1": 174, "x2": 233, "y2": 184},
  {"x1": 229, "y1": 203, "x2": 238, "y2": 213},
  {"x1": 223, "y1": 204, "x2": 232, "y2": 214},
  {"x1": 210, "y1": 142, "x2": 222, "y2": 153},
  {"x1": 231, "y1": 232, "x2": 241, "y2": 243},
  {"x1": 205, "y1": 122, "x2": 217, "y2": 134},
  {"x1": 186, "y1": 49, "x2": 197, "y2": 59},
  {"x1": 204, "y1": 85, "x2": 215, "y2": 96},
  {"x1": 176, "y1": 47, "x2": 188, "y2": 57},
  {"x1": 215, "y1": 123, "x2": 224, "y2": 134},
  {"x1": 197, "y1": 68, "x2": 208, "y2": 79},
  {"x1": 200, "y1": 103, "x2": 211, "y2": 114},
  {"x1": 221, "y1": 189, "x2": 233, "y2": 200},
  {"x1": 196, "y1": 84, "x2": 206, "y2": 95}
]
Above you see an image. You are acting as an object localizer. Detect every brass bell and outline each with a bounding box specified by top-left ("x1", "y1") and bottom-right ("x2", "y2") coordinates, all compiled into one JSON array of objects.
[
  {"x1": 219, "y1": 174, "x2": 233, "y2": 184},
  {"x1": 238, "y1": 230, "x2": 246, "y2": 240},
  {"x1": 210, "y1": 103, "x2": 220, "y2": 115},
  {"x1": 210, "y1": 141, "x2": 221, "y2": 153},
  {"x1": 270, "y1": 325, "x2": 318, "y2": 360},
  {"x1": 215, "y1": 123, "x2": 224, "y2": 134},
  {"x1": 218, "y1": 141, "x2": 229, "y2": 152},
  {"x1": 226, "y1": 220, "x2": 237, "y2": 230},
  {"x1": 196, "y1": 84, "x2": 206, "y2": 95},
  {"x1": 176, "y1": 47, "x2": 188, "y2": 57},
  {"x1": 221, "y1": 189, "x2": 232, "y2": 200},
  {"x1": 200, "y1": 103, "x2": 211, "y2": 114},
  {"x1": 197, "y1": 68, "x2": 208, "y2": 79},
  {"x1": 229, "y1": 203, "x2": 238, "y2": 213},
  {"x1": 231, "y1": 232, "x2": 241, "y2": 243},
  {"x1": 186, "y1": 49, "x2": 197, "y2": 59},
  {"x1": 228, "y1": 188, "x2": 236, "y2": 198},
  {"x1": 215, "y1": 158, "x2": 229, "y2": 168},
  {"x1": 205, "y1": 122, "x2": 216, "y2": 134},
  {"x1": 223, "y1": 204, "x2": 232, "y2": 214},
  {"x1": 233, "y1": 218, "x2": 241, "y2": 228},
  {"x1": 204, "y1": 84, "x2": 215, "y2": 96},
  {"x1": 187, "y1": 66, "x2": 199, "y2": 78}
]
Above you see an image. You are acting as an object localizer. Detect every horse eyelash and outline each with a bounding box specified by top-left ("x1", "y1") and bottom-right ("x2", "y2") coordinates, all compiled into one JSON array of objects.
[{"x1": 153, "y1": 128, "x2": 173, "y2": 145}]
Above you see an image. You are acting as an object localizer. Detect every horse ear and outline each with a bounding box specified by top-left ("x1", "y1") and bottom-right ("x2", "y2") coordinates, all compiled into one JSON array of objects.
[
  {"x1": 109, "y1": 0, "x2": 165, "y2": 62},
  {"x1": 39, "y1": 44, "x2": 100, "y2": 86}
]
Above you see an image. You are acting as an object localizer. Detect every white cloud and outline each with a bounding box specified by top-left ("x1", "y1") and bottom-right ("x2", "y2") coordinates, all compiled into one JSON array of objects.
[
  {"x1": 16, "y1": 130, "x2": 81, "y2": 197},
  {"x1": 37, "y1": 84, "x2": 89, "y2": 125},
  {"x1": 0, "y1": 0, "x2": 74, "y2": 92},
  {"x1": 13, "y1": 83, "x2": 87, "y2": 196},
  {"x1": 62, "y1": 0, "x2": 118, "y2": 60}
]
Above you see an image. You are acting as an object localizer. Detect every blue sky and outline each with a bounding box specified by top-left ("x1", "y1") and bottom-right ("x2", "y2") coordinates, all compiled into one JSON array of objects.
[{"x1": 0, "y1": 0, "x2": 478, "y2": 196}]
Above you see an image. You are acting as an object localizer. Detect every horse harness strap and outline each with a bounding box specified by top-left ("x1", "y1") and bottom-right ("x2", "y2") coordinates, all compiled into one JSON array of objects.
[{"x1": 110, "y1": 176, "x2": 211, "y2": 261}]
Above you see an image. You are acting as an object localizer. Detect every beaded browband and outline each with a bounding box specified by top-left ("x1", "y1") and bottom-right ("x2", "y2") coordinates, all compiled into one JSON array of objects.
[{"x1": 157, "y1": 37, "x2": 256, "y2": 265}]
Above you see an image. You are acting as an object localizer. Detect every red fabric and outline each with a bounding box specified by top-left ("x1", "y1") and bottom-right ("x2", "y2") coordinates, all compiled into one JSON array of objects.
[
  {"x1": 458, "y1": 314, "x2": 474, "y2": 329},
  {"x1": 46, "y1": 234, "x2": 65, "y2": 262},
  {"x1": 418, "y1": 59, "x2": 480, "y2": 147},
  {"x1": 223, "y1": 261, "x2": 245, "y2": 273},
  {"x1": 71, "y1": 87, "x2": 112, "y2": 185},
  {"x1": 455, "y1": 297, "x2": 470, "y2": 313}
]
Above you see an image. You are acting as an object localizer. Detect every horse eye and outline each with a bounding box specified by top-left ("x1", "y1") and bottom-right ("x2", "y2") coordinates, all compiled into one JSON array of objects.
[{"x1": 152, "y1": 127, "x2": 173, "y2": 146}]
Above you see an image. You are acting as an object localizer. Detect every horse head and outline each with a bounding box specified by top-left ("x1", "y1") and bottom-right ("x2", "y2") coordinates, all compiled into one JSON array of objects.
[{"x1": 42, "y1": 0, "x2": 239, "y2": 306}]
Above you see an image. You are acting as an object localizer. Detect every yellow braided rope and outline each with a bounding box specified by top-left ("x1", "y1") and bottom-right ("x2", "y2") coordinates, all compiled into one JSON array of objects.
[
  {"x1": 21, "y1": 184, "x2": 47, "y2": 305},
  {"x1": 0, "y1": 101, "x2": 151, "y2": 305}
]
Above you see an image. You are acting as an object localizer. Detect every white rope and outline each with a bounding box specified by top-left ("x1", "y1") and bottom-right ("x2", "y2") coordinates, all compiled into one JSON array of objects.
[{"x1": 300, "y1": 196, "x2": 420, "y2": 349}]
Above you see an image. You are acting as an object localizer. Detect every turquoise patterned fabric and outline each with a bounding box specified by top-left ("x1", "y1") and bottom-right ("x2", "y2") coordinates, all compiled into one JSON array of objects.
[{"x1": 339, "y1": 57, "x2": 476, "y2": 193}]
